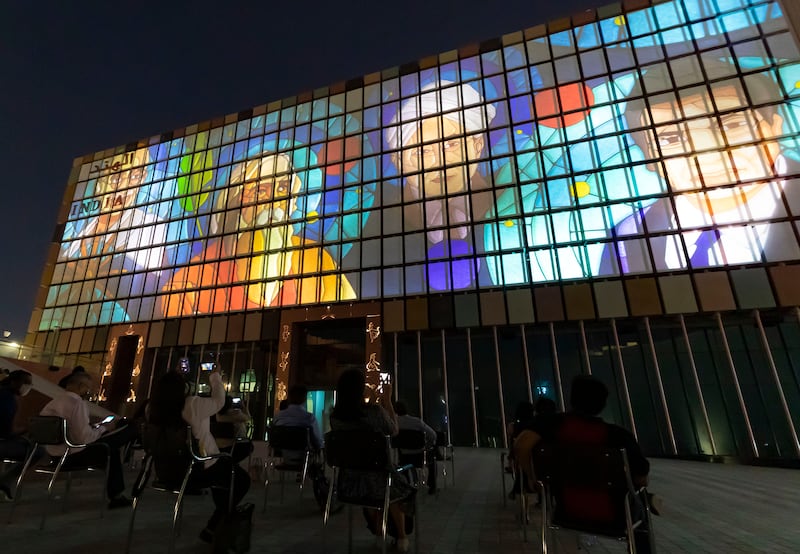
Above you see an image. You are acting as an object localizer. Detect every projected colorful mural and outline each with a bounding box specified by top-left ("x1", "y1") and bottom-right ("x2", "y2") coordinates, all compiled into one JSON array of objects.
[{"x1": 41, "y1": 0, "x2": 800, "y2": 330}]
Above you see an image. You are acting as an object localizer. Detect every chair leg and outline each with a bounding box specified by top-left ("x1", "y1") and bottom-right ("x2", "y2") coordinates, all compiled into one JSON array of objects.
[
  {"x1": 8, "y1": 445, "x2": 39, "y2": 524},
  {"x1": 171, "y1": 467, "x2": 193, "y2": 553},
  {"x1": 519, "y1": 487, "x2": 528, "y2": 542},
  {"x1": 500, "y1": 453, "x2": 507, "y2": 507},
  {"x1": 41, "y1": 451, "x2": 68, "y2": 530},
  {"x1": 381, "y1": 477, "x2": 391, "y2": 554},
  {"x1": 262, "y1": 460, "x2": 271, "y2": 514},
  {"x1": 541, "y1": 485, "x2": 548, "y2": 554}
]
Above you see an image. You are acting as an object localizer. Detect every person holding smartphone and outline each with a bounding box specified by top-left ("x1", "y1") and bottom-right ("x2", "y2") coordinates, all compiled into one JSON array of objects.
[{"x1": 40, "y1": 372, "x2": 135, "y2": 508}]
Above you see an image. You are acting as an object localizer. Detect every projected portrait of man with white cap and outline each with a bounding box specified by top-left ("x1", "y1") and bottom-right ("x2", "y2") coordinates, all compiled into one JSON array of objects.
[{"x1": 385, "y1": 81, "x2": 496, "y2": 291}]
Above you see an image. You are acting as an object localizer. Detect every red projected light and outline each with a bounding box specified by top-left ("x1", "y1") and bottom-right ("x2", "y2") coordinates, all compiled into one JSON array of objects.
[{"x1": 534, "y1": 83, "x2": 595, "y2": 128}]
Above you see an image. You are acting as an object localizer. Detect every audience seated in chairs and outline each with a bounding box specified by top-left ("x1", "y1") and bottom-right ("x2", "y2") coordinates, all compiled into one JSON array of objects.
[
  {"x1": 508, "y1": 396, "x2": 556, "y2": 502},
  {"x1": 394, "y1": 401, "x2": 437, "y2": 495},
  {"x1": 272, "y1": 384, "x2": 323, "y2": 466},
  {"x1": 212, "y1": 395, "x2": 254, "y2": 463},
  {"x1": 39, "y1": 372, "x2": 135, "y2": 509},
  {"x1": 0, "y1": 370, "x2": 46, "y2": 502},
  {"x1": 329, "y1": 369, "x2": 415, "y2": 553},
  {"x1": 514, "y1": 375, "x2": 657, "y2": 553},
  {"x1": 147, "y1": 367, "x2": 250, "y2": 545}
]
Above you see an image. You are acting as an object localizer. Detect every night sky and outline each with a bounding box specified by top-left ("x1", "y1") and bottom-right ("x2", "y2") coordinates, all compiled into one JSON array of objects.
[{"x1": 0, "y1": 0, "x2": 598, "y2": 341}]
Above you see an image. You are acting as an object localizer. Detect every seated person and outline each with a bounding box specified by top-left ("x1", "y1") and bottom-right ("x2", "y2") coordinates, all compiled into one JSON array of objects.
[
  {"x1": 272, "y1": 384, "x2": 323, "y2": 466},
  {"x1": 394, "y1": 401, "x2": 437, "y2": 494},
  {"x1": 212, "y1": 396, "x2": 254, "y2": 463},
  {"x1": 330, "y1": 370, "x2": 414, "y2": 552},
  {"x1": 514, "y1": 375, "x2": 654, "y2": 552},
  {"x1": 0, "y1": 370, "x2": 46, "y2": 501},
  {"x1": 148, "y1": 368, "x2": 250, "y2": 544},
  {"x1": 58, "y1": 365, "x2": 87, "y2": 389},
  {"x1": 40, "y1": 372, "x2": 135, "y2": 508}
]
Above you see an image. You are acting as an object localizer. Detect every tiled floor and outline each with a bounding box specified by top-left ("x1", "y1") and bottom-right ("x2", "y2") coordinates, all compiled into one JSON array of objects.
[{"x1": 2, "y1": 448, "x2": 799, "y2": 553}]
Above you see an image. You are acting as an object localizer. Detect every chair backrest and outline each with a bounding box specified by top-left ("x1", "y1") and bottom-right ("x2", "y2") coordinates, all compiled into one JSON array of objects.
[
  {"x1": 534, "y1": 443, "x2": 635, "y2": 537},
  {"x1": 391, "y1": 429, "x2": 427, "y2": 451},
  {"x1": 142, "y1": 423, "x2": 193, "y2": 488},
  {"x1": 28, "y1": 416, "x2": 66, "y2": 446},
  {"x1": 269, "y1": 425, "x2": 312, "y2": 451},
  {"x1": 325, "y1": 430, "x2": 392, "y2": 471}
]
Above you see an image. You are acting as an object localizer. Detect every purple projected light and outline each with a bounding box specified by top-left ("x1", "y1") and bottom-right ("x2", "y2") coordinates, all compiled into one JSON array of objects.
[{"x1": 426, "y1": 240, "x2": 478, "y2": 291}]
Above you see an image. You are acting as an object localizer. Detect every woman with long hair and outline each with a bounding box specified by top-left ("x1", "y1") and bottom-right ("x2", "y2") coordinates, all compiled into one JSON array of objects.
[
  {"x1": 330, "y1": 369, "x2": 413, "y2": 552},
  {"x1": 148, "y1": 368, "x2": 250, "y2": 543}
]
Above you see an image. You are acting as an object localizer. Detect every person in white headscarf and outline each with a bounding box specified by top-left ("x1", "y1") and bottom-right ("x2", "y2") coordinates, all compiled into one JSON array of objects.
[{"x1": 385, "y1": 81, "x2": 497, "y2": 247}]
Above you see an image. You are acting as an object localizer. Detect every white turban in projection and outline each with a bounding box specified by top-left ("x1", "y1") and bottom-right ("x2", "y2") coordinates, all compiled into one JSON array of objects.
[{"x1": 384, "y1": 80, "x2": 497, "y2": 150}]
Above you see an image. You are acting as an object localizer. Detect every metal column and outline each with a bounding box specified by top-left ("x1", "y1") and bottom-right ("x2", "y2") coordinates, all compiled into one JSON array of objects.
[
  {"x1": 492, "y1": 327, "x2": 508, "y2": 449},
  {"x1": 466, "y1": 329, "x2": 479, "y2": 447},
  {"x1": 610, "y1": 319, "x2": 638, "y2": 440},
  {"x1": 440, "y1": 329, "x2": 453, "y2": 445},
  {"x1": 643, "y1": 317, "x2": 677, "y2": 455},
  {"x1": 578, "y1": 320, "x2": 592, "y2": 375},
  {"x1": 679, "y1": 315, "x2": 717, "y2": 456},
  {"x1": 548, "y1": 322, "x2": 565, "y2": 411},
  {"x1": 754, "y1": 310, "x2": 800, "y2": 458},
  {"x1": 520, "y1": 324, "x2": 533, "y2": 403},
  {"x1": 417, "y1": 331, "x2": 424, "y2": 420},
  {"x1": 715, "y1": 312, "x2": 759, "y2": 458}
]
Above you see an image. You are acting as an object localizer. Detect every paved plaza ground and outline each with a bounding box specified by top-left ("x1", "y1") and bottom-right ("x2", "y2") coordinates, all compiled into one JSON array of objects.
[{"x1": 2, "y1": 448, "x2": 799, "y2": 553}]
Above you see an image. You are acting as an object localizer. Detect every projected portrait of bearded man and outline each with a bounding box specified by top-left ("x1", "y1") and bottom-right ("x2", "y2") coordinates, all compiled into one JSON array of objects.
[
  {"x1": 160, "y1": 151, "x2": 355, "y2": 317},
  {"x1": 385, "y1": 81, "x2": 496, "y2": 291}
]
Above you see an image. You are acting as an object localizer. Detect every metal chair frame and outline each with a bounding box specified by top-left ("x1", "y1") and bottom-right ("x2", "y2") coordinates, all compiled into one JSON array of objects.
[
  {"x1": 534, "y1": 445, "x2": 656, "y2": 554},
  {"x1": 125, "y1": 426, "x2": 235, "y2": 554},
  {"x1": 435, "y1": 432, "x2": 455, "y2": 489},
  {"x1": 262, "y1": 425, "x2": 314, "y2": 513},
  {"x1": 323, "y1": 430, "x2": 419, "y2": 554},
  {"x1": 391, "y1": 429, "x2": 429, "y2": 492},
  {"x1": 8, "y1": 415, "x2": 110, "y2": 529}
]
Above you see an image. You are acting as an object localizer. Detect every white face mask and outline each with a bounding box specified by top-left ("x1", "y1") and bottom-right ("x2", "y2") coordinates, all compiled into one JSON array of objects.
[{"x1": 19, "y1": 384, "x2": 32, "y2": 397}]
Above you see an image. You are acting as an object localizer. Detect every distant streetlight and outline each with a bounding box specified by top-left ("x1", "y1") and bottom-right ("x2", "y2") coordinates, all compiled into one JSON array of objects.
[{"x1": 2, "y1": 330, "x2": 10, "y2": 339}]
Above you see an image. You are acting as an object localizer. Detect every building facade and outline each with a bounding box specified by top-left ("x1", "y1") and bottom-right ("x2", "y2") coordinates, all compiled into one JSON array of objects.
[{"x1": 28, "y1": 0, "x2": 800, "y2": 462}]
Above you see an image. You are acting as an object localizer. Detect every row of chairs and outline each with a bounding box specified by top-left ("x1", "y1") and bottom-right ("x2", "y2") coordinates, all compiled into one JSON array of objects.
[{"x1": 503, "y1": 444, "x2": 656, "y2": 553}]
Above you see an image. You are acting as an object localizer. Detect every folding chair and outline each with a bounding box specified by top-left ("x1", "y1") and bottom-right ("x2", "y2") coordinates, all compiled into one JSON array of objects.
[
  {"x1": 125, "y1": 425, "x2": 235, "y2": 554},
  {"x1": 323, "y1": 430, "x2": 418, "y2": 554},
  {"x1": 9, "y1": 415, "x2": 110, "y2": 529},
  {"x1": 262, "y1": 425, "x2": 313, "y2": 512},
  {"x1": 534, "y1": 444, "x2": 656, "y2": 554},
  {"x1": 435, "y1": 431, "x2": 455, "y2": 488},
  {"x1": 391, "y1": 430, "x2": 429, "y2": 492}
]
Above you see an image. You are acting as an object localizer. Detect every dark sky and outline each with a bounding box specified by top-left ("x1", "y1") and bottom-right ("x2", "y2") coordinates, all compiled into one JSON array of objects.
[{"x1": 0, "y1": 0, "x2": 598, "y2": 341}]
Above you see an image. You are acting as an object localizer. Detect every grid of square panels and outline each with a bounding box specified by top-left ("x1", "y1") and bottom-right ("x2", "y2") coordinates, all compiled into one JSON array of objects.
[{"x1": 39, "y1": 0, "x2": 800, "y2": 331}]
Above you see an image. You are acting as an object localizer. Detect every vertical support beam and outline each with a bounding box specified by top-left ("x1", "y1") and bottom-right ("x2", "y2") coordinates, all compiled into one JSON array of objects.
[
  {"x1": 393, "y1": 333, "x2": 399, "y2": 402},
  {"x1": 416, "y1": 331, "x2": 424, "y2": 420},
  {"x1": 492, "y1": 327, "x2": 508, "y2": 449},
  {"x1": 466, "y1": 328, "x2": 479, "y2": 447},
  {"x1": 754, "y1": 310, "x2": 800, "y2": 458},
  {"x1": 610, "y1": 319, "x2": 638, "y2": 440},
  {"x1": 145, "y1": 346, "x2": 159, "y2": 399},
  {"x1": 578, "y1": 320, "x2": 592, "y2": 375},
  {"x1": 548, "y1": 322, "x2": 565, "y2": 411},
  {"x1": 643, "y1": 317, "x2": 677, "y2": 455},
  {"x1": 679, "y1": 315, "x2": 718, "y2": 456},
  {"x1": 520, "y1": 324, "x2": 533, "y2": 403},
  {"x1": 440, "y1": 329, "x2": 452, "y2": 445},
  {"x1": 715, "y1": 312, "x2": 759, "y2": 458}
]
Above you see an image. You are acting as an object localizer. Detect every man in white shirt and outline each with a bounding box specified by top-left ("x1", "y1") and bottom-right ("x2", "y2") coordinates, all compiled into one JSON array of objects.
[
  {"x1": 39, "y1": 372, "x2": 134, "y2": 508},
  {"x1": 394, "y1": 401, "x2": 438, "y2": 494}
]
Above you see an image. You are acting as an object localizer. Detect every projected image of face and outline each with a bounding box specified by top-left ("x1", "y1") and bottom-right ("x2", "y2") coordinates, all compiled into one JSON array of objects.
[
  {"x1": 643, "y1": 85, "x2": 784, "y2": 214},
  {"x1": 232, "y1": 153, "x2": 300, "y2": 230},
  {"x1": 398, "y1": 117, "x2": 484, "y2": 198}
]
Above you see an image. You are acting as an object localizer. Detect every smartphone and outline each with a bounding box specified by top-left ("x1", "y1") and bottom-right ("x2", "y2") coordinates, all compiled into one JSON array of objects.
[
  {"x1": 200, "y1": 362, "x2": 216, "y2": 372},
  {"x1": 178, "y1": 357, "x2": 191, "y2": 374},
  {"x1": 101, "y1": 415, "x2": 116, "y2": 424},
  {"x1": 231, "y1": 397, "x2": 242, "y2": 407}
]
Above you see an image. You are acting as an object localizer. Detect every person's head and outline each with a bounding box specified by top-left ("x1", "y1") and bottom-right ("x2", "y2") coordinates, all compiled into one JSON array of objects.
[
  {"x1": 332, "y1": 369, "x2": 367, "y2": 421},
  {"x1": 226, "y1": 152, "x2": 302, "y2": 230},
  {"x1": 569, "y1": 375, "x2": 609, "y2": 416},
  {"x1": 288, "y1": 384, "x2": 308, "y2": 406},
  {"x1": 148, "y1": 370, "x2": 189, "y2": 426},
  {"x1": 64, "y1": 372, "x2": 93, "y2": 399},
  {"x1": 626, "y1": 59, "x2": 784, "y2": 213},
  {"x1": 534, "y1": 396, "x2": 557, "y2": 416},
  {"x1": 394, "y1": 400, "x2": 409, "y2": 416},
  {"x1": 278, "y1": 399, "x2": 289, "y2": 411},
  {"x1": 72, "y1": 365, "x2": 86, "y2": 375},
  {"x1": 386, "y1": 81, "x2": 495, "y2": 199},
  {"x1": 3, "y1": 370, "x2": 32, "y2": 397},
  {"x1": 513, "y1": 401, "x2": 535, "y2": 423}
]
